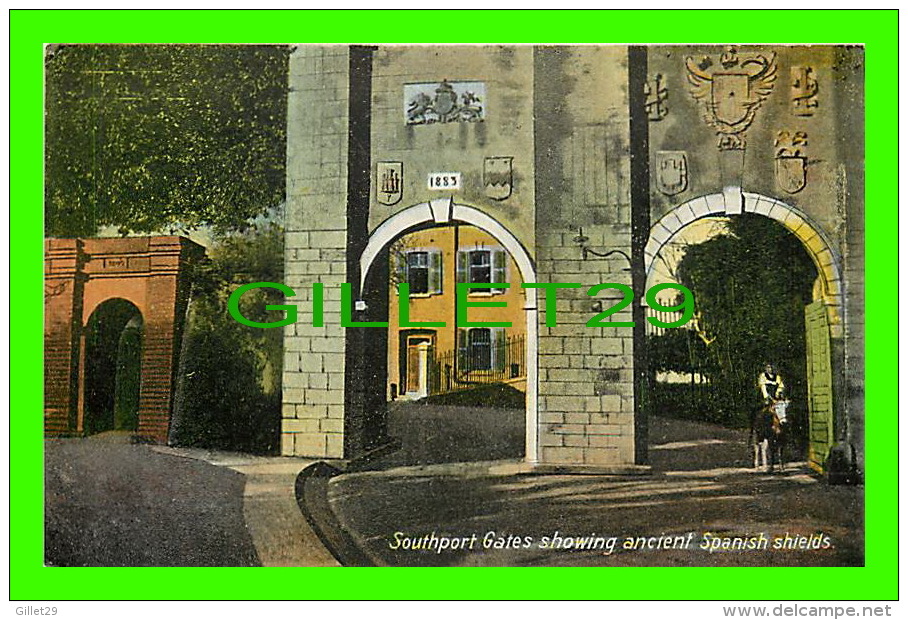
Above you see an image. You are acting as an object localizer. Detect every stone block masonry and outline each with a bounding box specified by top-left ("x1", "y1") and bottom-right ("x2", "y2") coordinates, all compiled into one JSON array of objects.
[
  {"x1": 278, "y1": 43, "x2": 863, "y2": 475},
  {"x1": 532, "y1": 46, "x2": 638, "y2": 468},
  {"x1": 282, "y1": 46, "x2": 351, "y2": 458},
  {"x1": 535, "y1": 228, "x2": 636, "y2": 466}
]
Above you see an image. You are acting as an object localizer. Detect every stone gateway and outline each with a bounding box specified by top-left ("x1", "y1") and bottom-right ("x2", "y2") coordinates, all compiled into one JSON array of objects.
[{"x1": 280, "y1": 44, "x2": 863, "y2": 475}]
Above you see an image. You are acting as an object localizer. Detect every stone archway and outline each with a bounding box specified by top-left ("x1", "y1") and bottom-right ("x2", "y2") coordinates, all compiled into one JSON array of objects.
[
  {"x1": 644, "y1": 191, "x2": 843, "y2": 335},
  {"x1": 44, "y1": 236, "x2": 204, "y2": 442},
  {"x1": 644, "y1": 191, "x2": 846, "y2": 472},
  {"x1": 359, "y1": 198, "x2": 541, "y2": 463}
]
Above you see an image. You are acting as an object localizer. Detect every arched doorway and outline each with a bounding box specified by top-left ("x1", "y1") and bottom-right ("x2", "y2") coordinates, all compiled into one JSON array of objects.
[
  {"x1": 359, "y1": 198, "x2": 539, "y2": 463},
  {"x1": 82, "y1": 298, "x2": 144, "y2": 436},
  {"x1": 645, "y1": 192, "x2": 843, "y2": 331},
  {"x1": 45, "y1": 236, "x2": 204, "y2": 442},
  {"x1": 644, "y1": 192, "x2": 842, "y2": 473}
]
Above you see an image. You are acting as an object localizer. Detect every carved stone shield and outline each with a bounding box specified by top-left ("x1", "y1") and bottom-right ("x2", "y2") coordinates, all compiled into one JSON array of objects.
[
  {"x1": 377, "y1": 161, "x2": 403, "y2": 206},
  {"x1": 655, "y1": 151, "x2": 688, "y2": 196},
  {"x1": 686, "y1": 50, "x2": 776, "y2": 149},
  {"x1": 433, "y1": 81, "x2": 458, "y2": 120},
  {"x1": 484, "y1": 157, "x2": 512, "y2": 201},
  {"x1": 775, "y1": 153, "x2": 807, "y2": 194},
  {"x1": 712, "y1": 73, "x2": 751, "y2": 126}
]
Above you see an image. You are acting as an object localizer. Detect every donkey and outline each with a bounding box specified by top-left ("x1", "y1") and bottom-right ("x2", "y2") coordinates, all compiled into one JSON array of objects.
[{"x1": 750, "y1": 402, "x2": 788, "y2": 472}]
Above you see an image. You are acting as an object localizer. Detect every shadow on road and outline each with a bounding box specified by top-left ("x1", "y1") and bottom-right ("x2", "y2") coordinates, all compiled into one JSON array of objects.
[
  {"x1": 649, "y1": 416, "x2": 754, "y2": 471},
  {"x1": 327, "y1": 407, "x2": 863, "y2": 567},
  {"x1": 369, "y1": 402, "x2": 788, "y2": 473}
]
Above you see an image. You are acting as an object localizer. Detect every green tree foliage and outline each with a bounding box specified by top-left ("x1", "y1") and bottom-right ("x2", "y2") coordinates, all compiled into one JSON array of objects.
[
  {"x1": 647, "y1": 329, "x2": 709, "y2": 374},
  {"x1": 646, "y1": 330, "x2": 714, "y2": 423},
  {"x1": 45, "y1": 44, "x2": 289, "y2": 237},
  {"x1": 171, "y1": 224, "x2": 286, "y2": 453},
  {"x1": 668, "y1": 214, "x2": 818, "y2": 428}
]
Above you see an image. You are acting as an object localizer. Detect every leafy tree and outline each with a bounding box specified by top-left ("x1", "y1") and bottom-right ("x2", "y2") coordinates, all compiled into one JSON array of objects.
[
  {"x1": 646, "y1": 330, "x2": 714, "y2": 423},
  {"x1": 671, "y1": 214, "x2": 818, "y2": 428},
  {"x1": 647, "y1": 330, "x2": 709, "y2": 375},
  {"x1": 171, "y1": 223, "x2": 285, "y2": 453},
  {"x1": 44, "y1": 44, "x2": 289, "y2": 237}
]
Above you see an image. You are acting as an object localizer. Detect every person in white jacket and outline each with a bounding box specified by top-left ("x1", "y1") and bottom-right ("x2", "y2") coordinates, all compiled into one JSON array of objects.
[
  {"x1": 758, "y1": 363, "x2": 785, "y2": 405},
  {"x1": 753, "y1": 363, "x2": 790, "y2": 471}
]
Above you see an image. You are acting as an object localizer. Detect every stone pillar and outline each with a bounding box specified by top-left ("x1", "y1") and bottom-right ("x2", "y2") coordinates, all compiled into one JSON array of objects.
[
  {"x1": 342, "y1": 46, "x2": 387, "y2": 457},
  {"x1": 533, "y1": 46, "x2": 638, "y2": 469},
  {"x1": 835, "y1": 46, "x2": 866, "y2": 474},
  {"x1": 282, "y1": 46, "x2": 351, "y2": 458},
  {"x1": 535, "y1": 229, "x2": 636, "y2": 468},
  {"x1": 628, "y1": 45, "x2": 652, "y2": 465}
]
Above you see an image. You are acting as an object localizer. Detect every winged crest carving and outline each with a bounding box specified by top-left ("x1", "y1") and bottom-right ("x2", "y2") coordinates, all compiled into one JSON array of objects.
[{"x1": 686, "y1": 47, "x2": 777, "y2": 149}]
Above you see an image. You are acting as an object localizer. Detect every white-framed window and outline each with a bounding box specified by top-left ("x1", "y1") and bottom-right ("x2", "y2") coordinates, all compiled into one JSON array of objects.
[
  {"x1": 458, "y1": 327, "x2": 507, "y2": 372},
  {"x1": 407, "y1": 251, "x2": 430, "y2": 294},
  {"x1": 397, "y1": 249, "x2": 442, "y2": 295},
  {"x1": 456, "y1": 248, "x2": 507, "y2": 294}
]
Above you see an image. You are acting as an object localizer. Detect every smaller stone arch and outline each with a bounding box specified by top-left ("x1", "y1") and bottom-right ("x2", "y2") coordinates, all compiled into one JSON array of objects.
[
  {"x1": 358, "y1": 198, "x2": 541, "y2": 463},
  {"x1": 644, "y1": 190, "x2": 844, "y2": 335}
]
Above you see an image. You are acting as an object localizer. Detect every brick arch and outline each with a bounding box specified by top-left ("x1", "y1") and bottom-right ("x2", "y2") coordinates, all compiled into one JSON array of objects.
[
  {"x1": 82, "y1": 292, "x2": 145, "y2": 327},
  {"x1": 44, "y1": 236, "x2": 204, "y2": 442},
  {"x1": 82, "y1": 297, "x2": 144, "y2": 435},
  {"x1": 84, "y1": 296, "x2": 144, "y2": 327},
  {"x1": 645, "y1": 191, "x2": 844, "y2": 334},
  {"x1": 359, "y1": 198, "x2": 542, "y2": 463}
]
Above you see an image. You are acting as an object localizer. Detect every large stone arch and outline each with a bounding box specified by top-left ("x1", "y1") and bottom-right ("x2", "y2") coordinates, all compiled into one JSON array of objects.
[
  {"x1": 644, "y1": 191, "x2": 844, "y2": 337},
  {"x1": 359, "y1": 198, "x2": 541, "y2": 464}
]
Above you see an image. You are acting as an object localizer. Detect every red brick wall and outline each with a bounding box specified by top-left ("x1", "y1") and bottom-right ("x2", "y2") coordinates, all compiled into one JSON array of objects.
[
  {"x1": 44, "y1": 236, "x2": 204, "y2": 443},
  {"x1": 44, "y1": 239, "x2": 84, "y2": 435}
]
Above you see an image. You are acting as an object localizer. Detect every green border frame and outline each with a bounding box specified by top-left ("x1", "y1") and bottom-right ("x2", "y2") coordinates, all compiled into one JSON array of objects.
[{"x1": 11, "y1": 9, "x2": 897, "y2": 601}]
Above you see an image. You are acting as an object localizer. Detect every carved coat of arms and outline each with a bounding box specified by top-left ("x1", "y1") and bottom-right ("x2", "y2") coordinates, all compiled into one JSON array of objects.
[
  {"x1": 484, "y1": 157, "x2": 513, "y2": 201},
  {"x1": 655, "y1": 151, "x2": 688, "y2": 196},
  {"x1": 686, "y1": 47, "x2": 777, "y2": 150},
  {"x1": 405, "y1": 80, "x2": 485, "y2": 125},
  {"x1": 376, "y1": 161, "x2": 403, "y2": 206},
  {"x1": 774, "y1": 131, "x2": 808, "y2": 194}
]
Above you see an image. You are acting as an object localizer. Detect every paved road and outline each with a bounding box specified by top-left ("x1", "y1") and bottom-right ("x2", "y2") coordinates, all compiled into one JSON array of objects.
[
  {"x1": 45, "y1": 435, "x2": 260, "y2": 566},
  {"x1": 329, "y1": 410, "x2": 864, "y2": 567},
  {"x1": 371, "y1": 402, "x2": 525, "y2": 468}
]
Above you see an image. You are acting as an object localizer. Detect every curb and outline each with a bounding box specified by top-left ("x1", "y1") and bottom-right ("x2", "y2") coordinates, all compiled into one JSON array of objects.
[{"x1": 294, "y1": 461, "x2": 378, "y2": 567}]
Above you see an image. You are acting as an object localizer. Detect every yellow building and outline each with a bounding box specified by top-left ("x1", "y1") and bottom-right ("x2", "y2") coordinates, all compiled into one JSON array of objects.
[{"x1": 387, "y1": 224, "x2": 526, "y2": 400}]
